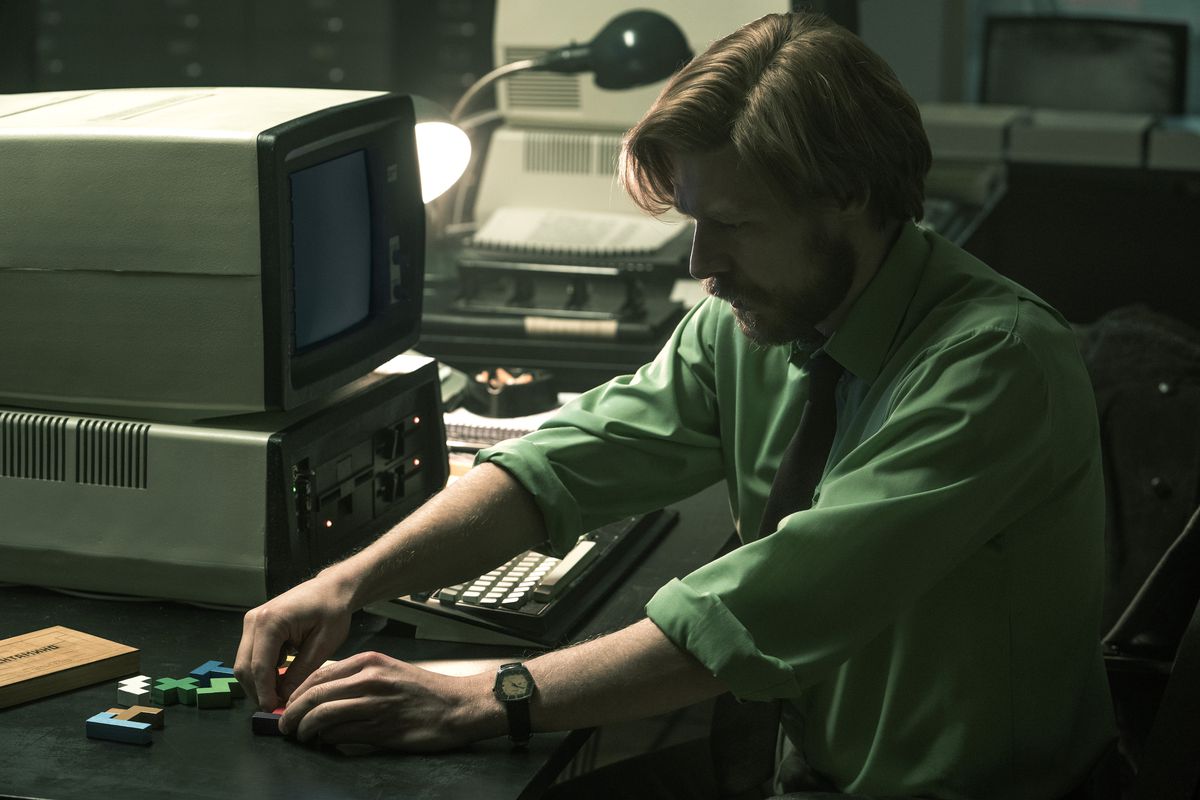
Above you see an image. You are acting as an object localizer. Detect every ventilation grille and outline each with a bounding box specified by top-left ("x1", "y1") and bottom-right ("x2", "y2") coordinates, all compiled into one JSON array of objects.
[
  {"x1": 523, "y1": 131, "x2": 624, "y2": 177},
  {"x1": 524, "y1": 131, "x2": 591, "y2": 174},
  {"x1": 77, "y1": 419, "x2": 149, "y2": 489},
  {"x1": 593, "y1": 134, "x2": 622, "y2": 175},
  {"x1": 505, "y1": 47, "x2": 581, "y2": 110},
  {"x1": 0, "y1": 412, "x2": 68, "y2": 482}
]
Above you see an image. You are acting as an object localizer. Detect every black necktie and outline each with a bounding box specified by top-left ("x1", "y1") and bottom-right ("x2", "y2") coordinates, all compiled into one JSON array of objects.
[
  {"x1": 758, "y1": 351, "x2": 844, "y2": 538},
  {"x1": 711, "y1": 352, "x2": 845, "y2": 799}
]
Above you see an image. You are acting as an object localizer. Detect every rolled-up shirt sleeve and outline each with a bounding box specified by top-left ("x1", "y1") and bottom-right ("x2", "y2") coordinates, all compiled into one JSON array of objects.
[
  {"x1": 477, "y1": 299, "x2": 728, "y2": 556},
  {"x1": 647, "y1": 325, "x2": 1069, "y2": 699}
]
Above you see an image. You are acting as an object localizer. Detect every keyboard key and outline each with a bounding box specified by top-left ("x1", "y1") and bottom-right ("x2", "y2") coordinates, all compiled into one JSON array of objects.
[{"x1": 436, "y1": 586, "x2": 462, "y2": 604}]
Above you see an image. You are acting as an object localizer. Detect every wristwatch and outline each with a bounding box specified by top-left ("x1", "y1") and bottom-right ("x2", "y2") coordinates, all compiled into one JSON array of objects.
[{"x1": 492, "y1": 662, "x2": 535, "y2": 747}]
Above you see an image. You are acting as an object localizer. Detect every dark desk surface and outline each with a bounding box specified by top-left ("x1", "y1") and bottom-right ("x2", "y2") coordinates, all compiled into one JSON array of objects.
[{"x1": 0, "y1": 485, "x2": 732, "y2": 800}]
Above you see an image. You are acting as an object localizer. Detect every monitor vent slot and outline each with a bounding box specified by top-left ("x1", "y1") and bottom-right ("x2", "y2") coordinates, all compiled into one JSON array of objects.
[
  {"x1": 592, "y1": 134, "x2": 622, "y2": 176},
  {"x1": 523, "y1": 131, "x2": 624, "y2": 177},
  {"x1": 0, "y1": 412, "x2": 69, "y2": 482},
  {"x1": 505, "y1": 47, "x2": 581, "y2": 110},
  {"x1": 524, "y1": 131, "x2": 592, "y2": 174},
  {"x1": 76, "y1": 419, "x2": 150, "y2": 490}
]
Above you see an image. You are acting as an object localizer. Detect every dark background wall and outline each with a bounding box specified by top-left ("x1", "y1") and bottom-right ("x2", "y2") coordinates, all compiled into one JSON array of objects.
[{"x1": 0, "y1": 0, "x2": 495, "y2": 110}]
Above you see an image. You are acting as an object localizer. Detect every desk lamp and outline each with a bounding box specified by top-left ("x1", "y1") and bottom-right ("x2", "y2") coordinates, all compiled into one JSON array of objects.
[
  {"x1": 411, "y1": 96, "x2": 472, "y2": 203},
  {"x1": 449, "y1": 9, "x2": 693, "y2": 123}
]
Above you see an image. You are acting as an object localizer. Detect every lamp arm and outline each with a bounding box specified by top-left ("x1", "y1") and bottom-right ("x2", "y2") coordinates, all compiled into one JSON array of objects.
[
  {"x1": 450, "y1": 58, "x2": 537, "y2": 123},
  {"x1": 532, "y1": 44, "x2": 591, "y2": 73}
]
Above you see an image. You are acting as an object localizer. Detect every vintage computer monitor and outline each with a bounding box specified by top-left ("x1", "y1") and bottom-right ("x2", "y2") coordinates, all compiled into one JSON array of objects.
[
  {"x1": 980, "y1": 15, "x2": 1189, "y2": 115},
  {"x1": 0, "y1": 87, "x2": 426, "y2": 421},
  {"x1": 0, "y1": 88, "x2": 451, "y2": 606}
]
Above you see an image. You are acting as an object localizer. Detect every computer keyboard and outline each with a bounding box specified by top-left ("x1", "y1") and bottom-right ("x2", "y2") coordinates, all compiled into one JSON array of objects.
[{"x1": 364, "y1": 510, "x2": 678, "y2": 648}]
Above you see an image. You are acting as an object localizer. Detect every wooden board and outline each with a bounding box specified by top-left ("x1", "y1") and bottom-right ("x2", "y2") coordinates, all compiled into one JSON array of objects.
[{"x1": 0, "y1": 626, "x2": 139, "y2": 709}]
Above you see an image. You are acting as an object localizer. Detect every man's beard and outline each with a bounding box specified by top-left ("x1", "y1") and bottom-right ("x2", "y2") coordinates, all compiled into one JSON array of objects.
[{"x1": 703, "y1": 226, "x2": 857, "y2": 349}]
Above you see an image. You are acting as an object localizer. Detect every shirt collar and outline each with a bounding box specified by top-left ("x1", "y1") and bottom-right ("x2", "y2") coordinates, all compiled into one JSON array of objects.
[{"x1": 821, "y1": 221, "x2": 931, "y2": 383}]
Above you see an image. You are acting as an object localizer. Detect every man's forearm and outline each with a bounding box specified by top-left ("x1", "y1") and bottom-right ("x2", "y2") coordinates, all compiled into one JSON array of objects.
[
  {"x1": 531, "y1": 617, "x2": 728, "y2": 729},
  {"x1": 322, "y1": 463, "x2": 548, "y2": 609},
  {"x1": 458, "y1": 617, "x2": 728, "y2": 741},
  {"x1": 295, "y1": 464, "x2": 730, "y2": 741}
]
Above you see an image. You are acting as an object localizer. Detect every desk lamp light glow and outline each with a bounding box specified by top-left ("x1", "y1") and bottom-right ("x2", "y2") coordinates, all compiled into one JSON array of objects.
[{"x1": 413, "y1": 97, "x2": 472, "y2": 203}]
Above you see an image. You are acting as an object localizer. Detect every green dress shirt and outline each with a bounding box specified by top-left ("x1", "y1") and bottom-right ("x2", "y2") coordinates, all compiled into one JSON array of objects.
[{"x1": 478, "y1": 222, "x2": 1116, "y2": 799}]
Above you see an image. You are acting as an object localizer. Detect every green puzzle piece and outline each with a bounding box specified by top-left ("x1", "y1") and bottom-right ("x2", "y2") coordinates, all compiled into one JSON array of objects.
[
  {"x1": 151, "y1": 677, "x2": 199, "y2": 706},
  {"x1": 196, "y1": 686, "x2": 232, "y2": 709},
  {"x1": 195, "y1": 677, "x2": 242, "y2": 709}
]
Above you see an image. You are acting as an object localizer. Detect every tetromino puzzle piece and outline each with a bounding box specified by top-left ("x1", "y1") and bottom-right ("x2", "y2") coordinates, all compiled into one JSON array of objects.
[
  {"x1": 85, "y1": 712, "x2": 152, "y2": 745},
  {"x1": 116, "y1": 675, "x2": 152, "y2": 706},
  {"x1": 196, "y1": 677, "x2": 243, "y2": 709},
  {"x1": 251, "y1": 707, "x2": 286, "y2": 736}
]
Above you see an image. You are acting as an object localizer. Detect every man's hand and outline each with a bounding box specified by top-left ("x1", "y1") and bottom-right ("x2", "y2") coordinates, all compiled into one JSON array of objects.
[
  {"x1": 233, "y1": 464, "x2": 549, "y2": 714},
  {"x1": 278, "y1": 652, "x2": 503, "y2": 751},
  {"x1": 234, "y1": 572, "x2": 356, "y2": 711}
]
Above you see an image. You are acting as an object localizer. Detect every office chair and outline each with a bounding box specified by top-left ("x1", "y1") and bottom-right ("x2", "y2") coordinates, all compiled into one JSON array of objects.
[
  {"x1": 1080, "y1": 305, "x2": 1200, "y2": 800},
  {"x1": 1119, "y1": 505, "x2": 1200, "y2": 800},
  {"x1": 980, "y1": 15, "x2": 1189, "y2": 115}
]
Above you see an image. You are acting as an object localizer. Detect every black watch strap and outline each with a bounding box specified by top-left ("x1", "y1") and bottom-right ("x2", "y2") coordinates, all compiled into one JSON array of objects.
[
  {"x1": 503, "y1": 694, "x2": 531, "y2": 747},
  {"x1": 493, "y1": 662, "x2": 535, "y2": 747}
]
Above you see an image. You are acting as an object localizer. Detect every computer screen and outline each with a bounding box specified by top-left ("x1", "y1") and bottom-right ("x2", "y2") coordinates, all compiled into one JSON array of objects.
[
  {"x1": 0, "y1": 87, "x2": 426, "y2": 421},
  {"x1": 291, "y1": 150, "x2": 374, "y2": 351},
  {"x1": 981, "y1": 15, "x2": 1188, "y2": 115}
]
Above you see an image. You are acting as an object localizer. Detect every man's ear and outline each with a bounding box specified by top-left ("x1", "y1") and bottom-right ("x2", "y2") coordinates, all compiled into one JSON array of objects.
[{"x1": 838, "y1": 190, "x2": 871, "y2": 221}]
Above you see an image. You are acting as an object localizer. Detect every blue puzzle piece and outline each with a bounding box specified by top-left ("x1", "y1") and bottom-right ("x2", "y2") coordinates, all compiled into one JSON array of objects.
[
  {"x1": 188, "y1": 659, "x2": 235, "y2": 688},
  {"x1": 85, "y1": 712, "x2": 152, "y2": 745}
]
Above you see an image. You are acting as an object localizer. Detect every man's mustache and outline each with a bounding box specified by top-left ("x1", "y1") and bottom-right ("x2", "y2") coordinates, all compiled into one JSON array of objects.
[
  {"x1": 702, "y1": 276, "x2": 734, "y2": 301},
  {"x1": 703, "y1": 276, "x2": 754, "y2": 307}
]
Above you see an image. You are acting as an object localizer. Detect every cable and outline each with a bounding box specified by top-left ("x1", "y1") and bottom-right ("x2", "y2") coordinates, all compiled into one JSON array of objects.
[
  {"x1": 185, "y1": 600, "x2": 252, "y2": 613},
  {"x1": 22, "y1": 584, "x2": 249, "y2": 612},
  {"x1": 44, "y1": 586, "x2": 162, "y2": 602}
]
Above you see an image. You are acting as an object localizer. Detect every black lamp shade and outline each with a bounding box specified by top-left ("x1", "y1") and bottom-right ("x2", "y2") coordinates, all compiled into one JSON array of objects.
[
  {"x1": 534, "y1": 10, "x2": 693, "y2": 90},
  {"x1": 589, "y1": 10, "x2": 693, "y2": 89}
]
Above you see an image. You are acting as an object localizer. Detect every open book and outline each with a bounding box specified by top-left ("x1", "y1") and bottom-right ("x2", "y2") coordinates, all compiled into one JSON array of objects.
[
  {"x1": 469, "y1": 206, "x2": 686, "y2": 257},
  {"x1": 443, "y1": 393, "x2": 578, "y2": 449}
]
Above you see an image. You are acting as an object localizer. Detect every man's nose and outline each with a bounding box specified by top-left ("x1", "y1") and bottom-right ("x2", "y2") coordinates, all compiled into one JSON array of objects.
[{"x1": 688, "y1": 223, "x2": 728, "y2": 281}]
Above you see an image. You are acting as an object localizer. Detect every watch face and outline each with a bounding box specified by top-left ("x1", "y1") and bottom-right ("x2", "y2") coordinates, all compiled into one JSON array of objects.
[
  {"x1": 500, "y1": 673, "x2": 531, "y2": 700},
  {"x1": 495, "y1": 664, "x2": 534, "y2": 702}
]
